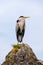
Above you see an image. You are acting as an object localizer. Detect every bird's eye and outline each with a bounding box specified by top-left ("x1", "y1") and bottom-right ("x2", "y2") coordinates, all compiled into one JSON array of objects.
[{"x1": 17, "y1": 20, "x2": 19, "y2": 23}]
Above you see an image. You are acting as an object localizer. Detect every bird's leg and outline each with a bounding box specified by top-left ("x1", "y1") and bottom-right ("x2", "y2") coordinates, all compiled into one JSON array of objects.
[
  {"x1": 22, "y1": 40, "x2": 23, "y2": 44},
  {"x1": 17, "y1": 41, "x2": 20, "y2": 44}
]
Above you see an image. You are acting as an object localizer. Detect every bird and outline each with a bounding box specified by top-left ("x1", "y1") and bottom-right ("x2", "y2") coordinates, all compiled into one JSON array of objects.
[{"x1": 16, "y1": 16, "x2": 30, "y2": 43}]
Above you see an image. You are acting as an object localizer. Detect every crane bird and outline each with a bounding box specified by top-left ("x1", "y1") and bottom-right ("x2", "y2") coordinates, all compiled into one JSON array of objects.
[{"x1": 16, "y1": 16, "x2": 30, "y2": 43}]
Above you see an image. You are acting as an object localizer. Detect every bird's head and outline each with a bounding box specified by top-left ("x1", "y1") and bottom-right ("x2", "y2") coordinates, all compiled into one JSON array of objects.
[
  {"x1": 19, "y1": 16, "x2": 30, "y2": 21},
  {"x1": 19, "y1": 16, "x2": 30, "y2": 19},
  {"x1": 17, "y1": 16, "x2": 30, "y2": 23}
]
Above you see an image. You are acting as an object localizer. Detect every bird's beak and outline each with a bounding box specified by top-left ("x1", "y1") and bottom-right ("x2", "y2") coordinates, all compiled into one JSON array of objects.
[{"x1": 23, "y1": 16, "x2": 30, "y2": 19}]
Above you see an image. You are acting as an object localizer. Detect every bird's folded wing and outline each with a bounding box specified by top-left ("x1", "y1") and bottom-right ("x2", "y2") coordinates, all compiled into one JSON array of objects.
[{"x1": 16, "y1": 23, "x2": 19, "y2": 32}]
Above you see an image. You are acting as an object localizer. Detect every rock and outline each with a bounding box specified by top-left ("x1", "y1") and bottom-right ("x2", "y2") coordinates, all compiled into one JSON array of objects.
[{"x1": 1, "y1": 43, "x2": 43, "y2": 65}]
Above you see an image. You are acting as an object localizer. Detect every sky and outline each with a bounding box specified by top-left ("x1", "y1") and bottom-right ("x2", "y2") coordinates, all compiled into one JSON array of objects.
[{"x1": 0, "y1": 0, "x2": 43, "y2": 64}]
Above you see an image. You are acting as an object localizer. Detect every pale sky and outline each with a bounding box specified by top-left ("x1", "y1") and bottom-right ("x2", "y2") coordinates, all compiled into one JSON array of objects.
[{"x1": 0, "y1": 0, "x2": 43, "y2": 64}]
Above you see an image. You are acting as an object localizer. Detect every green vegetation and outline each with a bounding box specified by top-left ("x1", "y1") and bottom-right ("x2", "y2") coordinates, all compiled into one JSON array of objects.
[
  {"x1": 12, "y1": 44, "x2": 22, "y2": 53},
  {"x1": 13, "y1": 44, "x2": 22, "y2": 48}
]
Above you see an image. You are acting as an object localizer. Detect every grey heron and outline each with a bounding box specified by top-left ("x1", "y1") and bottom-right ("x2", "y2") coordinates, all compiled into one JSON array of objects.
[{"x1": 16, "y1": 16, "x2": 30, "y2": 43}]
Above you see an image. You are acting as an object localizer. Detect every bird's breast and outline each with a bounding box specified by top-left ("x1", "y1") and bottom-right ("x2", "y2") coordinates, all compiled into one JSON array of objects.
[{"x1": 18, "y1": 22, "x2": 24, "y2": 32}]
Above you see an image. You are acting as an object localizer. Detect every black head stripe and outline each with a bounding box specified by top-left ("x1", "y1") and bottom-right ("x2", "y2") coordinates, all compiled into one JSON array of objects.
[{"x1": 19, "y1": 16, "x2": 24, "y2": 18}]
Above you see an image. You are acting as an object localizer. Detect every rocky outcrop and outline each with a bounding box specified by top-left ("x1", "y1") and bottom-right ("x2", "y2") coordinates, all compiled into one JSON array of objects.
[{"x1": 1, "y1": 44, "x2": 43, "y2": 65}]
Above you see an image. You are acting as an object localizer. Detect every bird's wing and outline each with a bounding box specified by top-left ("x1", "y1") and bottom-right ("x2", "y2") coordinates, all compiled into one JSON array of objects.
[{"x1": 16, "y1": 23, "x2": 19, "y2": 32}]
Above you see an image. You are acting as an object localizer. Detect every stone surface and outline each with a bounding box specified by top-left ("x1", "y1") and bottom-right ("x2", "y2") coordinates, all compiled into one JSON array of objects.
[{"x1": 1, "y1": 44, "x2": 43, "y2": 65}]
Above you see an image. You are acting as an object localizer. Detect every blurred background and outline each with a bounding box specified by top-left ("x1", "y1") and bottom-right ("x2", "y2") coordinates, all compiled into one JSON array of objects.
[{"x1": 0, "y1": 0, "x2": 43, "y2": 64}]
